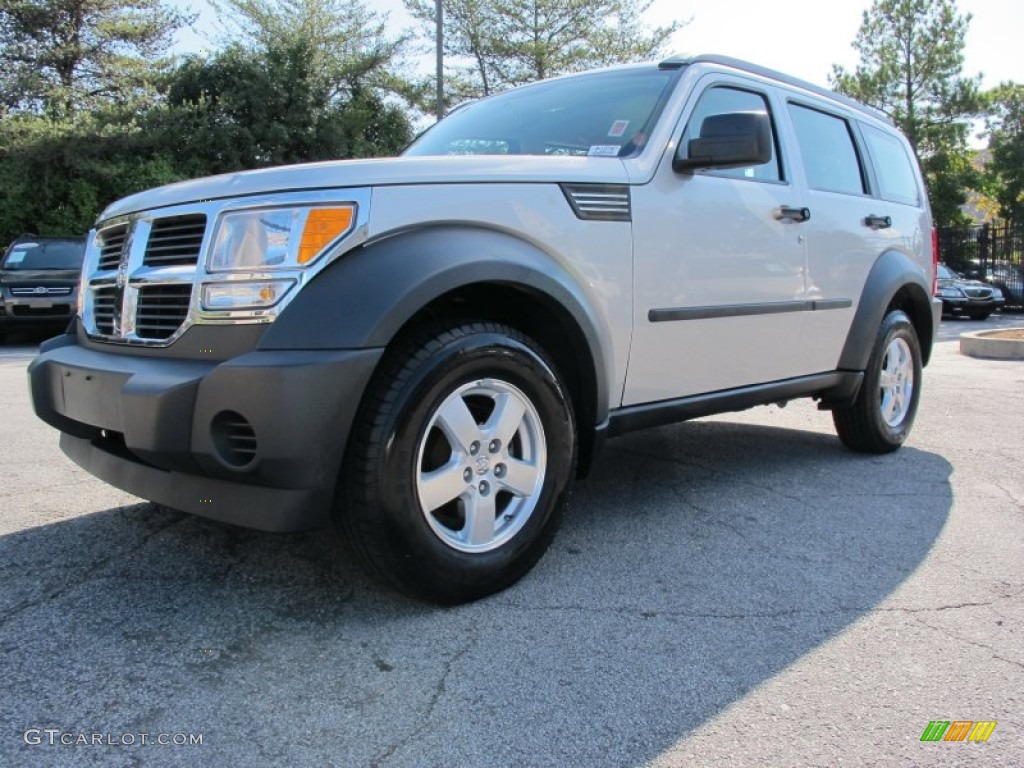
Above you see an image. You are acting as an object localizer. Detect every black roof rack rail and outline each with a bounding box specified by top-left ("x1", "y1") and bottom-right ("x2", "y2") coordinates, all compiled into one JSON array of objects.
[{"x1": 657, "y1": 53, "x2": 892, "y2": 124}]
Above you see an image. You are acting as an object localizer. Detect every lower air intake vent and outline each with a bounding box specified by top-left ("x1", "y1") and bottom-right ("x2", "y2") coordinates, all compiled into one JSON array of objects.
[{"x1": 211, "y1": 411, "x2": 258, "y2": 468}]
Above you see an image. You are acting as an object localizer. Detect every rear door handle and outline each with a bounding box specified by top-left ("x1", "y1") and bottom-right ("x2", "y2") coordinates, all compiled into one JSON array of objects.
[
  {"x1": 774, "y1": 206, "x2": 811, "y2": 223},
  {"x1": 864, "y1": 214, "x2": 892, "y2": 230}
]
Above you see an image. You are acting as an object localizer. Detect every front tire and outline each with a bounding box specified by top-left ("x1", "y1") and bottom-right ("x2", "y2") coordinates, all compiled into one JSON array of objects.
[
  {"x1": 336, "y1": 322, "x2": 576, "y2": 604},
  {"x1": 833, "y1": 309, "x2": 922, "y2": 454}
]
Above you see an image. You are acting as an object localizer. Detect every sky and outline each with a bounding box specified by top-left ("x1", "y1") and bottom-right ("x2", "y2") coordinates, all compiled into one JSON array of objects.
[{"x1": 173, "y1": 0, "x2": 1024, "y2": 93}]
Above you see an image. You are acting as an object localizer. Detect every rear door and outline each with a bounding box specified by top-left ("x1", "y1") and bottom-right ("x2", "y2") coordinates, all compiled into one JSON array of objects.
[{"x1": 780, "y1": 99, "x2": 893, "y2": 370}]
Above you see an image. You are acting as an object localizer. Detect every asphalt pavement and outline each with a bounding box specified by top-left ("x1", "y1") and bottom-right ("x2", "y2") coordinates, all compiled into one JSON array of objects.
[{"x1": 0, "y1": 317, "x2": 1021, "y2": 767}]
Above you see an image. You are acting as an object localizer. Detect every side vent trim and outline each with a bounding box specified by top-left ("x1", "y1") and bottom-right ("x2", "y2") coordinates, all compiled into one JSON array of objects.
[{"x1": 561, "y1": 184, "x2": 632, "y2": 223}]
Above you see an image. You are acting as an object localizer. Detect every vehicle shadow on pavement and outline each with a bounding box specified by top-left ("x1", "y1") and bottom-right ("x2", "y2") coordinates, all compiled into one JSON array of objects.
[{"x1": 0, "y1": 420, "x2": 952, "y2": 768}]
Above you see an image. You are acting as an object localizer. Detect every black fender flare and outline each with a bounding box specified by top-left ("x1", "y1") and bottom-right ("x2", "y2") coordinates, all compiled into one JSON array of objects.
[
  {"x1": 259, "y1": 225, "x2": 613, "y2": 423},
  {"x1": 838, "y1": 249, "x2": 935, "y2": 370}
]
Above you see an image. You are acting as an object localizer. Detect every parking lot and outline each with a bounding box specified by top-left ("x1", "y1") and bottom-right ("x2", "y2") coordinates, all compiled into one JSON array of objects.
[{"x1": 1, "y1": 317, "x2": 1021, "y2": 767}]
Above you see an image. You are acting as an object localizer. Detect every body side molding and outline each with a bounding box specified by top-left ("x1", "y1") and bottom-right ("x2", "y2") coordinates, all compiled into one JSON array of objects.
[{"x1": 649, "y1": 298, "x2": 852, "y2": 323}]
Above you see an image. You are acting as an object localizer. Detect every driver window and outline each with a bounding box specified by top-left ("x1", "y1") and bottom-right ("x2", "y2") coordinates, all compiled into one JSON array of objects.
[{"x1": 680, "y1": 86, "x2": 781, "y2": 182}]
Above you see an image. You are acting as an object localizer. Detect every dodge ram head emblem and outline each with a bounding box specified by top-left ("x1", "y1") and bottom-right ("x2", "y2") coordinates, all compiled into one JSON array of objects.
[{"x1": 474, "y1": 456, "x2": 490, "y2": 475}]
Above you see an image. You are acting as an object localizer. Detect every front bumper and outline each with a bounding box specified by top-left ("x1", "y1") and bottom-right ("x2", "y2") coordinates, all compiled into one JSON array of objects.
[
  {"x1": 938, "y1": 295, "x2": 1005, "y2": 315},
  {"x1": 1, "y1": 295, "x2": 76, "y2": 329},
  {"x1": 29, "y1": 333, "x2": 382, "y2": 531}
]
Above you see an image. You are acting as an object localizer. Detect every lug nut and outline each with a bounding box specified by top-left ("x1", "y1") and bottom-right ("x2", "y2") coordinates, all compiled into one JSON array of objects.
[
  {"x1": 470, "y1": 441, "x2": 480, "y2": 455},
  {"x1": 494, "y1": 463, "x2": 506, "y2": 478},
  {"x1": 479, "y1": 481, "x2": 490, "y2": 496},
  {"x1": 463, "y1": 467, "x2": 472, "y2": 483},
  {"x1": 489, "y1": 439, "x2": 501, "y2": 453}
]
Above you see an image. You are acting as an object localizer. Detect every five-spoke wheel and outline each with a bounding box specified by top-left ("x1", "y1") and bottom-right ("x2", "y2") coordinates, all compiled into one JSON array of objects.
[
  {"x1": 336, "y1": 322, "x2": 575, "y2": 604},
  {"x1": 833, "y1": 309, "x2": 923, "y2": 454}
]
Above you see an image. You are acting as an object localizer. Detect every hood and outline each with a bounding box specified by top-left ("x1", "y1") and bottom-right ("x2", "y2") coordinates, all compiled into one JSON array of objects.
[{"x1": 99, "y1": 155, "x2": 631, "y2": 222}]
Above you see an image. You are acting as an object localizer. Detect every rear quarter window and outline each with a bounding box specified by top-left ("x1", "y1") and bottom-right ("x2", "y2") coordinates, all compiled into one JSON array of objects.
[{"x1": 861, "y1": 124, "x2": 921, "y2": 206}]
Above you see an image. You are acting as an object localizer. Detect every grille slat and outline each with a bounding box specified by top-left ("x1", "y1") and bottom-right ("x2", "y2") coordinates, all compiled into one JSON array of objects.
[
  {"x1": 97, "y1": 224, "x2": 129, "y2": 271},
  {"x1": 93, "y1": 286, "x2": 117, "y2": 335},
  {"x1": 134, "y1": 285, "x2": 193, "y2": 340},
  {"x1": 143, "y1": 215, "x2": 206, "y2": 267},
  {"x1": 11, "y1": 286, "x2": 74, "y2": 296}
]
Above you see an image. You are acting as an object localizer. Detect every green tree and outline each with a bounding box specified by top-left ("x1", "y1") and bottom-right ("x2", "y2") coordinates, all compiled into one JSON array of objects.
[
  {"x1": 212, "y1": 0, "x2": 414, "y2": 103},
  {"x1": 983, "y1": 83, "x2": 1024, "y2": 225},
  {"x1": 830, "y1": 0, "x2": 981, "y2": 225},
  {"x1": 0, "y1": 112, "x2": 180, "y2": 241},
  {"x1": 0, "y1": 0, "x2": 191, "y2": 118},
  {"x1": 405, "y1": 0, "x2": 684, "y2": 102},
  {"x1": 157, "y1": 40, "x2": 411, "y2": 176}
]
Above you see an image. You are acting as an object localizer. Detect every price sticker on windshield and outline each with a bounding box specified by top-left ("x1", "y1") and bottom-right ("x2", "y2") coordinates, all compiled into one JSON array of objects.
[
  {"x1": 608, "y1": 120, "x2": 630, "y2": 138},
  {"x1": 588, "y1": 145, "x2": 621, "y2": 157}
]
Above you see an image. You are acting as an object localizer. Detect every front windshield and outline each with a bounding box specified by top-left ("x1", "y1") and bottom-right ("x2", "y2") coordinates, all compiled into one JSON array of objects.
[
  {"x1": 404, "y1": 67, "x2": 678, "y2": 159},
  {"x1": 2, "y1": 240, "x2": 85, "y2": 270}
]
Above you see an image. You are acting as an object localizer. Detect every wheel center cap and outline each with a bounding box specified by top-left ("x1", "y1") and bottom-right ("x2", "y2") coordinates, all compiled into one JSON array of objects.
[{"x1": 474, "y1": 456, "x2": 491, "y2": 476}]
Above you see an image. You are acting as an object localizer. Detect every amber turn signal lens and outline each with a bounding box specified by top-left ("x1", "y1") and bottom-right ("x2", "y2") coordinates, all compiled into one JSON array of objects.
[{"x1": 297, "y1": 207, "x2": 355, "y2": 264}]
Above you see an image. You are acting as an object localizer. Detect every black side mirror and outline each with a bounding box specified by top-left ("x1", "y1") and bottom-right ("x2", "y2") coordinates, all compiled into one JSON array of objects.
[{"x1": 674, "y1": 112, "x2": 772, "y2": 173}]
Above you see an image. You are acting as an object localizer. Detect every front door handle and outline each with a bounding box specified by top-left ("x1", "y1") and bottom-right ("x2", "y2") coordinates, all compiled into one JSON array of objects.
[
  {"x1": 864, "y1": 214, "x2": 892, "y2": 230},
  {"x1": 774, "y1": 205, "x2": 811, "y2": 223}
]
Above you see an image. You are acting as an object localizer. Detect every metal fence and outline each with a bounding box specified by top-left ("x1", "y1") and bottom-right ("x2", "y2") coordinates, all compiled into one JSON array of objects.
[{"x1": 936, "y1": 223, "x2": 1024, "y2": 311}]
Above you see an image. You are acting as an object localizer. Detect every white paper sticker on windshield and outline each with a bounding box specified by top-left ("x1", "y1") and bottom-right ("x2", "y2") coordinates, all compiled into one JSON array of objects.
[
  {"x1": 608, "y1": 120, "x2": 630, "y2": 138},
  {"x1": 6, "y1": 250, "x2": 27, "y2": 264},
  {"x1": 588, "y1": 145, "x2": 621, "y2": 157}
]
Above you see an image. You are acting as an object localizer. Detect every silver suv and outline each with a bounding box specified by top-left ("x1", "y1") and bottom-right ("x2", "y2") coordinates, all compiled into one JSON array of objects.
[{"x1": 29, "y1": 55, "x2": 942, "y2": 602}]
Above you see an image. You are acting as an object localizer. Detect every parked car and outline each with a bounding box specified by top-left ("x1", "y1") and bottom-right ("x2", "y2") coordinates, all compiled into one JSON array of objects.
[
  {"x1": 986, "y1": 263, "x2": 1023, "y2": 310},
  {"x1": 29, "y1": 54, "x2": 941, "y2": 603},
  {"x1": 935, "y1": 263, "x2": 1005, "y2": 320},
  {"x1": 1, "y1": 236, "x2": 86, "y2": 341}
]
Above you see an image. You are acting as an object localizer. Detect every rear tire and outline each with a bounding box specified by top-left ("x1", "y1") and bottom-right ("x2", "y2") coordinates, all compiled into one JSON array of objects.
[
  {"x1": 833, "y1": 309, "x2": 922, "y2": 454},
  {"x1": 336, "y1": 321, "x2": 576, "y2": 604}
]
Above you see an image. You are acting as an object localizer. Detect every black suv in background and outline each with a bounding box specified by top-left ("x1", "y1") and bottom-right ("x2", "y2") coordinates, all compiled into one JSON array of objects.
[{"x1": 0, "y1": 236, "x2": 86, "y2": 341}]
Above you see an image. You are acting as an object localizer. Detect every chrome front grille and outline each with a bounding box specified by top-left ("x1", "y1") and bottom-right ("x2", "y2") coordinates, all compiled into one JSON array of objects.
[
  {"x1": 143, "y1": 214, "x2": 206, "y2": 267},
  {"x1": 964, "y1": 287, "x2": 992, "y2": 299},
  {"x1": 85, "y1": 214, "x2": 206, "y2": 344}
]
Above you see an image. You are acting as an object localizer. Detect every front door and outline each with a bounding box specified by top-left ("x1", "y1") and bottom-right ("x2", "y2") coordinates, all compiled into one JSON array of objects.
[{"x1": 624, "y1": 78, "x2": 814, "y2": 405}]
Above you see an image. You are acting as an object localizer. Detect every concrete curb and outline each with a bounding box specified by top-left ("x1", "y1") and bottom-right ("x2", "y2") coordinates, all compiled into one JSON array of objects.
[{"x1": 960, "y1": 328, "x2": 1024, "y2": 360}]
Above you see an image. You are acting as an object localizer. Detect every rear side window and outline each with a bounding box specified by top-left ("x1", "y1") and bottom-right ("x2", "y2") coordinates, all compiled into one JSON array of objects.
[
  {"x1": 861, "y1": 124, "x2": 921, "y2": 206},
  {"x1": 680, "y1": 86, "x2": 781, "y2": 182},
  {"x1": 788, "y1": 104, "x2": 866, "y2": 196}
]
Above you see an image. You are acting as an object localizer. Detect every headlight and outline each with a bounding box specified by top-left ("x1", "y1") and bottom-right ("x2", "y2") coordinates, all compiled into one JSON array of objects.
[
  {"x1": 991, "y1": 286, "x2": 1004, "y2": 299},
  {"x1": 208, "y1": 205, "x2": 355, "y2": 272},
  {"x1": 937, "y1": 287, "x2": 963, "y2": 298}
]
